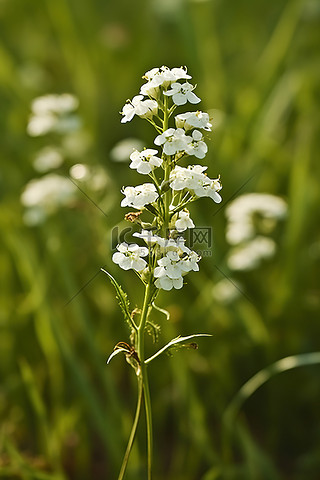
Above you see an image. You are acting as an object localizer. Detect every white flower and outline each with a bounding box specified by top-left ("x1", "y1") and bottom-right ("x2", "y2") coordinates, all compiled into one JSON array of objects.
[
  {"x1": 133, "y1": 229, "x2": 160, "y2": 245},
  {"x1": 154, "y1": 251, "x2": 183, "y2": 279},
  {"x1": 121, "y1": 183, "x2": 158, "y2": 209},
  {"x1": 179, "y1": 251, "x2": 201, "y2": 273},
  {"x1": 112, "y1": 243, "x2": 148, "y2": 272},
  {"x1": 169, "y1": 165, "x2": 196, "y2": 191},
  {"x1": 155, "y1": 236, "x2": 190, "y2": 254},
  {"x1": 169, "y1": 165, "x2": 206, "y2": 191},
  {"x1": 169, "y1": 166, "x2": 222, "y2": 203},
  {"x1": 227, "y1": 237, "x2": 276, "y2": 271},
  {"x1": 175, "y1": 111, "x2": 212, "y2": 131},
  {"x1": 140, "y1": 81, "x2": 161, "y2": 99},
  {"x1": 185, "y1": 130, "x2": 208, "y2": 159},
  {"x1": 154, "y1": 128, "x2": 191, "y2": 155},
  {"x1": 153, "y1": 247, "x2": 201, "y2": 290},
  {"x1": 194, "y1": 178, "x2": 222, "y2": 203},
  {"x1": 140, "y1": 66, "x2": 192, "y2": 99},
  {"x1": 154, "y1": 276, "x2": 183, "y2": 291},
  {"x1": 121, "y1": 95, "x2": 158, "y2": 123},
  {"x1": 143, "y1": 66, "x2": 191, "y2": 86},
  {"x1": 164, "y1": 82, "x2": 201, "y2": 106},
  {"x1": 175, "y1": 210, "x2": 195, "y2": 232},
  {"x1": 129, "y1": 149, "x2": 162, "y2": 174}
]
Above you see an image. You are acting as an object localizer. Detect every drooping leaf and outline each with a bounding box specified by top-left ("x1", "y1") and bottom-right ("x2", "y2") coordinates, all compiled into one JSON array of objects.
[
  {"x1": 101, "y1": 268, "x2": 136, "y2": 331},
  {"x1": 106, "y1": 347, "x2": 128, "y2": 365},
  {"x1": 145, "y1": 334, "x2": 212, "y2": 364}
]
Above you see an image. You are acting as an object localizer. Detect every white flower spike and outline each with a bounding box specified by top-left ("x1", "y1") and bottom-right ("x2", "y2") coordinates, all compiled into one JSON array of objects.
[{"x1": 106, "y1": 66, "x2": 224, "y2": 477}]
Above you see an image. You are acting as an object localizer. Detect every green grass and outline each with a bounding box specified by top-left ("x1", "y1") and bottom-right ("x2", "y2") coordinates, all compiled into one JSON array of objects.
[{"x1": 1, "y1": 0, "x2": 320, "y2": 478}]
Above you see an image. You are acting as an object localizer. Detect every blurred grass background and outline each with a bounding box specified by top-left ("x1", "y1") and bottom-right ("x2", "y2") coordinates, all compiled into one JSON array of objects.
[{"x1": 1, "y1": 0, "x2": 320, "y2": 478}]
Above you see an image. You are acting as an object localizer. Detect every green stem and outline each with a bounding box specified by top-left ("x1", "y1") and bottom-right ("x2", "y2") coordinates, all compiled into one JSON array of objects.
[
  {"x1": 161, "y1": 95, "x2": 171, "y2": 238},
  {"x1": 117, "y1": 377, "x2": 143, "y2": 480},
  {"x1": 137, "y1": 281, "x2": 155, "y2": 480}
]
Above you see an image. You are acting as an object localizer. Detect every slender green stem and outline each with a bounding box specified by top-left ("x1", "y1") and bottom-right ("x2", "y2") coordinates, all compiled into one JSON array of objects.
[
  {"x1": 117, "y1": 377, "x2": 143, "y2": 480},
  {"x1": 161, "y1": 95, "x2": 172, "y2": 238},
  {"x1": 137, "y1": 281, "x2": 155, "y2": 480},
  {"x1": 142, "y1": 364, "x2": 153, "y2": 480}
]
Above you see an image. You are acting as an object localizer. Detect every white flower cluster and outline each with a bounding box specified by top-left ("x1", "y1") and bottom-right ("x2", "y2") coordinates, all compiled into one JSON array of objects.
[
  {"x1": 27, "y1": 93, "x2": 80, "y2": 136},
  {"x1": 121, "y1": 66, "x2": 201, "y2": 123},
  {"x1": 21, "y1": 173, "x2": 77, "y2": 226},
  {"x1": 154, "y1": 248, "x2": 200, "y2": 291},
  {"x1": 154, "y1": 128, "x2": 207, "y2": 159},
  {"x1": 113, "y1": 66, "x2": 222, "y2": 290},
  {"x1": 170, "y1": 165, "x2": 222, "y2": 203},
  {"x1": 121, "y1": 183, "x2": 158, "y2": 209},
  {"x1": 225, "y1": 193, "x2": 287, "y2": 271}
]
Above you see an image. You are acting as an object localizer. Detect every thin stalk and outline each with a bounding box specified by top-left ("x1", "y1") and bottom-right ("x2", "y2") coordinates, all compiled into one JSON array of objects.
[
  {"x1": 137, "y1": 282, "x2": 155, "y2": 479},
  {"x1": 162, "y1": 95, "x2": 171, "y2": 238},
  {"x1": 118, "y1": 377, "x2": 143, "y2": 480},
  {"x1": 142, "y1": 364, "x2": 153, "y2": 480}
]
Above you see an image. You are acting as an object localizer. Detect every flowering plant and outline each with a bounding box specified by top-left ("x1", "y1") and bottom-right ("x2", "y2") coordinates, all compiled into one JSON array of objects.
[{"x1": 103, "y1": 66, "x2": 222, "y2": 479}]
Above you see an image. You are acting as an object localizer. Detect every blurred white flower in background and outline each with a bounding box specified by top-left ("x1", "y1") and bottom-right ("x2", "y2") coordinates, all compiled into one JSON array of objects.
[
  {"x1": 212, "y1": 278, "x2": 242, "y2": 304},
  {"x1": 69, "y1": 163, "x2": 109, "y2": 191},
  {"x1": 21, "y1": 174, "x2": 76, "y2": 225},
  {"x1": 27, "y1": 93, "x2": 80, "y2": 136},
  {"x1": 69, "y1": 163, "x2": 90, "y2": 181},
  {"x1": 110, "y1": 138, "x2": 144, "y2": 162},
  {"x1": 225, "y1": 193, "x2": 287, "y2": 271},
  {"x1": 226, "y1": 193, "x2": 287, "y2": 245},
  {"x1": 33, "y1": 146, "x2": 64, "y2": 172},
  {"x1": 228, "y1": 236, "x2": 276, "y2": 271}
]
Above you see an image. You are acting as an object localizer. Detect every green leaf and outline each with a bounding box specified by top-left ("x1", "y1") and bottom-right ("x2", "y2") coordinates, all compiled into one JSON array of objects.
[
  {"x1": 145, "y1": 333, "x2": 212, "y2": 364},
  {"x1": 101, "y1": 268, "x2": 137, "y2": 332},
  {"x1": 223, "y1": 351, "x2": 320, "y2": 428}
]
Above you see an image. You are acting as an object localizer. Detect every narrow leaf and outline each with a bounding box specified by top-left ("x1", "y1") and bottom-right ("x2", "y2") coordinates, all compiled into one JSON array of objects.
[
  {"x1": 101, "y1": 268, "x2": 137, "y2": 331},
  {"x1": 106, "y1": 348, "x2": 128, "y2": 365},
  {"x1": 145, "y1": 334, "x2": 212, "y2": 364}
]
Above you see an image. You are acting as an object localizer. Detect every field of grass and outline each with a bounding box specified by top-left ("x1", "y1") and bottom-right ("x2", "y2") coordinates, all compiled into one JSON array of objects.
[{"x1": 1, "y1": 0, "x2": 320, "y2": 478}]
